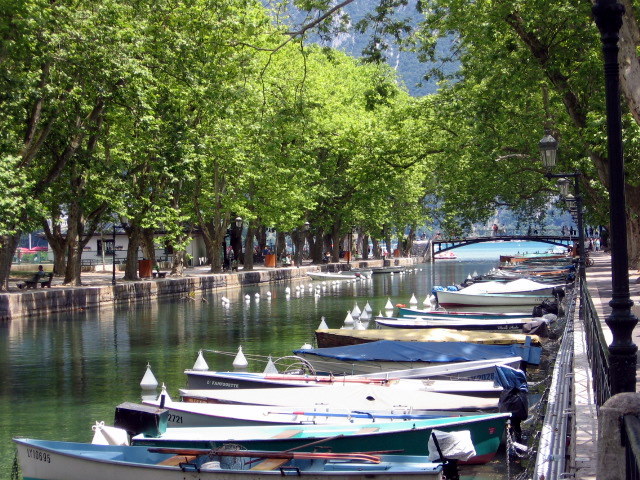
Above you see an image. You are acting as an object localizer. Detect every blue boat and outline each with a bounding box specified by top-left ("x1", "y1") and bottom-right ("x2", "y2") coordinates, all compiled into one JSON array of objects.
[{"x1": 293, "y1": 339, "x2": 540, "y2": 375}]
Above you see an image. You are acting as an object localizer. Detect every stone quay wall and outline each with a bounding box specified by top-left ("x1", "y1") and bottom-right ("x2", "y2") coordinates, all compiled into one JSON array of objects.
[{"x1": 0, "y1": 258, "x2": 417, "y2": 321}]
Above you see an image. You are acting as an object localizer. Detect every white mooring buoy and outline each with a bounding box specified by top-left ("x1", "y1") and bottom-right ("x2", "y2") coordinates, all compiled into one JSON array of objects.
[
  {"x1": 140, "y1": 363, "x2": 159, "y2": 390},
  {"x1": 232, "y1": 346, "x2": 248, "y2": 369},
  {"x1": 192, "y1": 350, "x2": 209, "y2": 371}
]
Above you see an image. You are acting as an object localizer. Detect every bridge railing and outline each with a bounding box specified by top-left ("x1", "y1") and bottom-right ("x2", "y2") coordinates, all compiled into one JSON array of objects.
[
  {"x1": 433, "y1": 228, "x2": 575, "y2": 240},
  {"x1": 581, "y1": 278, "x2": 612, "y2": 407}
]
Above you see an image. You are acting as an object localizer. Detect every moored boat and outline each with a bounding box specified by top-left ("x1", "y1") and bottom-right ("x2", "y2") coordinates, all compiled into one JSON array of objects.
[
  {"x1": 370, "y1": 265, "x2": 406, "y2": 274},
  {"x1": 435, "y1": 290, "x2": 555, "y2": 307},
  {"x1": 14, "y1": 438, "x2": 445, "y2": 480},
  {"x1": 292, "y1": 339, "x2": 541, "y2": 375},
  {"x1": 397, "y1": 307, "x2": 534, "y2": 319},
  {"x1": 129, "y1": 413, "x2": 511, "y2": 465},
  {"x1": 314, "y1": 327, "x2": 541, "y2": 348},
  {"x1": 375, "y1": 316, "x2": 532, "y2": 331},
  {"x1": 185, "y1": 356, "x2": 524, "y2": 389},
  {"x1": 179, "y1": 383, "x2": 500, "y2": 412},
  {"x1": 307, "y1": 271, "x2": 360, "y2": 281}
]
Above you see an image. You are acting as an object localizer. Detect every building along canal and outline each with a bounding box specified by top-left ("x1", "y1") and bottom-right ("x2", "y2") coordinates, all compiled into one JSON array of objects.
[{"x1": 1, "y1": 241, "x2": 570, "y2": 480}]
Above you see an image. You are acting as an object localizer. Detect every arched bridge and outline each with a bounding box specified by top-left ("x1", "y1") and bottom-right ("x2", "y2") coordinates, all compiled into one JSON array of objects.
[{"x1": 432, "y1": 234, "x2": 575, "y2": 257}]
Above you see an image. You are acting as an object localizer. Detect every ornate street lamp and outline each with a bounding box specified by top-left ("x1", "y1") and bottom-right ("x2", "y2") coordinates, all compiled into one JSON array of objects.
[
  {"x1": 539, "y1": 132, "x2": 558, "y2": 168},
  {"x1": 538, "y1": 133, "x2": 585, "y2": 279},
  {"x1": 593, "y1": 0, "x2": 638, "y2": 394}
]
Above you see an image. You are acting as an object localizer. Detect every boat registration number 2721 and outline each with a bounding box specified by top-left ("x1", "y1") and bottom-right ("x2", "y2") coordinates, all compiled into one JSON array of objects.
[{"x1": 26, "y1": 448, "x2": 51, "y2": 463}]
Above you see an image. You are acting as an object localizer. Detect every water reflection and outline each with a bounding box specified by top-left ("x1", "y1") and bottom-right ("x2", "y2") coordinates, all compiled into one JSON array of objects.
[{"x1": 1, "y1": 260, "x2": 510, "y2": 478}]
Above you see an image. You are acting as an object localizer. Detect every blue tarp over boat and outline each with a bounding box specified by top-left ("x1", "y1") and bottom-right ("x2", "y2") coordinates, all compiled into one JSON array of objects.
[{"x1": 294, "y1": 340, "x2": 541, "y2": 365}]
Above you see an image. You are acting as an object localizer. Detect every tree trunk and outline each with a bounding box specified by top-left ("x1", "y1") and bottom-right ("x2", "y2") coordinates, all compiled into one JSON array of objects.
[
  {"x1": 230, "y1": 223, "x2": 242, "y2": 263},
  {"x1": 243, "y1": 223, "x2": 255, "y2": 271},
  {"x1": 171, "y1": 249, "x2": 186, "y2": 276},
  {"x1": 140, "y1": 227, "x2": 156, "y2": 266},
  {"x1": 63, "y1": 201, "x2": 81, "y2": 285},
  {"x1": 0, "y1": 234, "x2": 20, "y2": 291},
  {"x1": 43, "y1": 217, "x2": 67, "y2": 276},
  {"x1": 361, "y1": 234, "x2": 370, "y2": 260},
  {"x1": 123, "y1": 224, "x2": 142, "y2": 280},
  {"x1": 372, "y1": 238, "x2": 380, "y2": 259},
  {"x1": 330, "y1": 225, "x2": 340, "y2": 262},
  {"x1": 308, "y1": 232, "x2": 323, "y2": 264}
]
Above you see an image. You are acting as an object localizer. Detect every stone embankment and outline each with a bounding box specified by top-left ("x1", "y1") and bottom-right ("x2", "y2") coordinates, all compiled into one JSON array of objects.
[{"x1": 0, "y1": 258, "x2": 417, "y2": 321}]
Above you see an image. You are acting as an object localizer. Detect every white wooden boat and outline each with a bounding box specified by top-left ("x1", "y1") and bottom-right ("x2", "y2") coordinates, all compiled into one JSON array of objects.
[
  {"x1": 143, "y1": 391, "x2": 499, "y2": 428},
  {"x1": 307, "y1": 271, "x2": 360, "y2": 281},
  {"x1": 14, "y1": 438, "x2": 444, "y2": 480},
  {"x1": 435, "y1": 290, "x2": 555, "y2": 307},
  {"x1": 185, "y1": 357, "x2": 523, "y2": 390},
  {"x1": 375, "y1": 316, "x2": 531, "y2": 331},
  {"x1": 371, "y1": 266, "x2": 406, "y2": 274},
  {"x1": 453, "y1": 278, "x2": 564, "y2": 296},
  {"x1": 179, "y1": 383, "x2": 500, "y2": 412},
  {"x1": 397, "y1": 307, "x2": 533, "y2": 319},
  {"x1": 359, "y1": 356, "x2": 523, "y2": 381}
]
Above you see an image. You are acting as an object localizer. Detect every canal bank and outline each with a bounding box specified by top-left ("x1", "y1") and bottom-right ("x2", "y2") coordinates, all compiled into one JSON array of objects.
[{"x1": 0, "y1": 258, "x2": 418, "y2": 321}]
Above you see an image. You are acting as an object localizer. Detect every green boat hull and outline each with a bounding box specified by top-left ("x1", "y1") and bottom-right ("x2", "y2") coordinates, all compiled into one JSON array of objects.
[{"x1": 132, "y1": 414, "x2": 509, "y2": 465}]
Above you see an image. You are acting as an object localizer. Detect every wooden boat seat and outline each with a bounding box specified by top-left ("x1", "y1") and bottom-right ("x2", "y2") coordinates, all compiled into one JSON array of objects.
[
  {"x1": 270, "y1": 429, "x2": 303, "y2": 439},
  {"x1": 249, "y1": 458, "x2": 289, "y2": 470},
  {"x1": 158, "y1": 454, "x2": 197, "y2": 466}
]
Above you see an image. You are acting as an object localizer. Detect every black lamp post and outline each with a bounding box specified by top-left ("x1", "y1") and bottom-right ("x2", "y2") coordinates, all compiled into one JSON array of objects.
[
  {"x1": 538, "y1": 134, "x2": 586, "y2": 279},
  {"x1": 112, "y1": 224, "x2": 116, "y2": 286},
  {"x1": 348, "y1": 226, "x2": 355, "y2": 266},
  {"x1": 593, "y1": 0, "x2": 638, "y2": 395}
]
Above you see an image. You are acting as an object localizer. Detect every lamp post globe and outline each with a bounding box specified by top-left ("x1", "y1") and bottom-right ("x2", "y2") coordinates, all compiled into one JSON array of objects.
[
  {"x1": 557, "y1": 178, "x2": 570, "y2": 197},
  {"x1": 539, "y1": 133, "x2": 558, "y2": 168}
]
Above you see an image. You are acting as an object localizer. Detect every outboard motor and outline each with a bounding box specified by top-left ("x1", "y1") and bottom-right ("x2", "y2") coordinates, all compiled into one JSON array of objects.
[
  {"x1": 494, "y1": 365, "x2": 528, "y2": 442},
  {"x1": 532, "y1": 299, "x2": 559, "y2": 317}
]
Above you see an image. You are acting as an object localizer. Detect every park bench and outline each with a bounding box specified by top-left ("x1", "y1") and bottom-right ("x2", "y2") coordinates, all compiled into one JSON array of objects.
[{"x1": 17, "y1": 273, "x2": 53, "y2": 290}]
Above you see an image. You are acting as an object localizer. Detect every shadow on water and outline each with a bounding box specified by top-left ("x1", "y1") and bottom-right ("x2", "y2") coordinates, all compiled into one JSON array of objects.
[{"x1": 0, "y1": 251, "x2": 554, "y2": 479}]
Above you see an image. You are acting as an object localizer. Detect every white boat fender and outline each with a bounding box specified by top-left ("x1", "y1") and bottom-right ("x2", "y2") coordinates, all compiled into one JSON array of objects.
[
  {"x1": 192, "y1": 350, "x2": 209, "y2": 371},
  {"x1": 91, "y1": 421, "x2": 130, "y2": 446},
  {"x1": 139, "y1": 363, "x2": 158, "y2": 390},
  {"x1": 233, "y1": 346, "x2": 248, "y2": 369}
]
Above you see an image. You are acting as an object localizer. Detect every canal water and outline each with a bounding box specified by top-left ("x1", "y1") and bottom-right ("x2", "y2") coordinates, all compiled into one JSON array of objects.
[{"x1": 0, "y1": 241, "x2": 555, "y2": 479}]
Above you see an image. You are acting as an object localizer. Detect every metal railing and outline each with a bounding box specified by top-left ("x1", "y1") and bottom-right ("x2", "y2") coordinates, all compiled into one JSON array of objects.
[
  {"x1": 623, "y1": 414, "x2": 640, "y2": 480},
  {"x1": 581, "y1": 283, "x2": 612, "y2": 407},
  {"x1": 534, "y1": 280, "x2": 576, "y2": 479}
]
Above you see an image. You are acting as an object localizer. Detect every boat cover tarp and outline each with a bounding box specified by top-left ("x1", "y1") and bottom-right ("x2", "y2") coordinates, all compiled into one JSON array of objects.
[
  {"x1": 294, "y1": 340, "x2": 541, "y2": 365},
  {"x1": 493, "y1": 365, "x2": 528, "y2": 392}
]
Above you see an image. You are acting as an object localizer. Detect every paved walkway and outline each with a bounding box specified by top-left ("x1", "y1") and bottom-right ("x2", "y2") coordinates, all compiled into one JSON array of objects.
[{"x1": 572, "y1": 251, "x2": 640, "y2": 479}]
